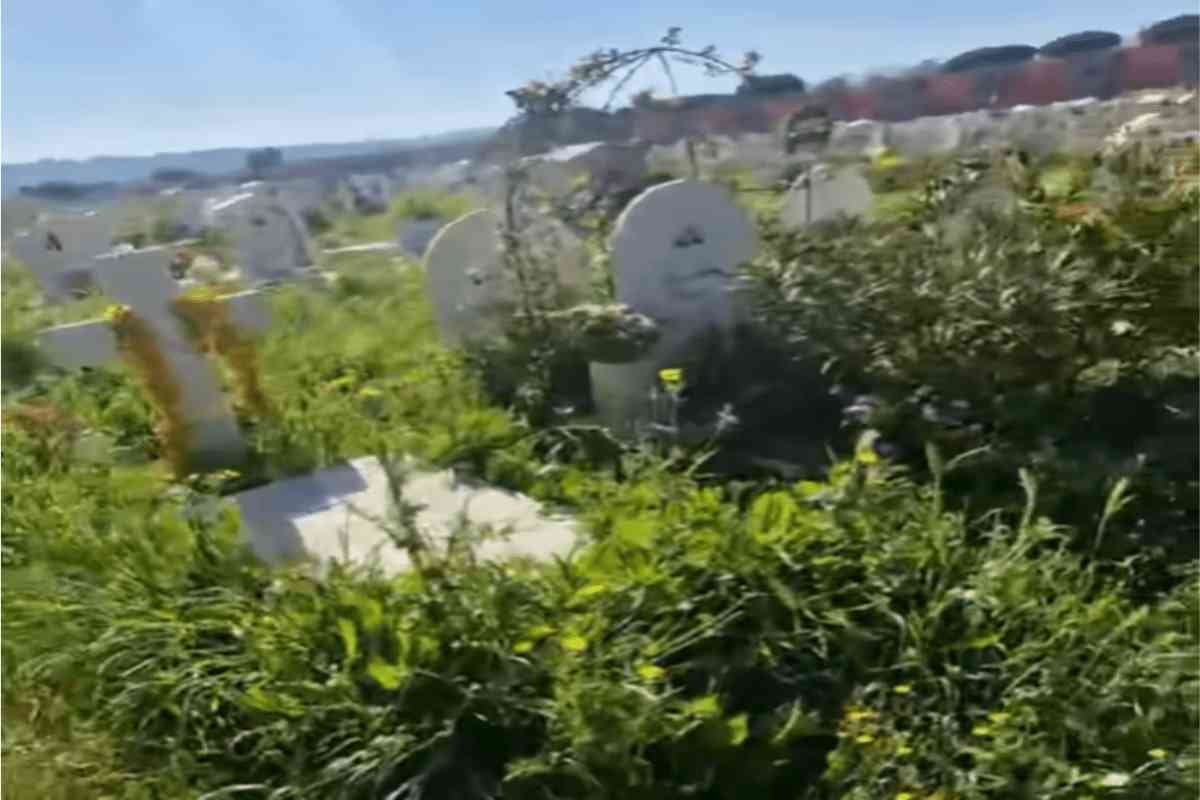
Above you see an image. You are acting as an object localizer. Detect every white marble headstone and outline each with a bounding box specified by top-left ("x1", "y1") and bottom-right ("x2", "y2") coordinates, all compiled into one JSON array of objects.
[
  {"x1": 780, "y1": 165, "x2": 874, "y2": 229},
  {"x1": 233, "y1": 455, "x2": 581, "y2": 577},
  {"x1": 422, "y1": 209, "x2": 590, "y2": 345},
  {"x1": 590, "y1": 179, "x2": 758, "y2": 436},
  {"x1": 36, "y1": 246, "x2": 270, "y2": 471}
]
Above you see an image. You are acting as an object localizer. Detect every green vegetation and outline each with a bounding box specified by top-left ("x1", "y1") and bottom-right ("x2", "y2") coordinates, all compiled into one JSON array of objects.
[
  {"x1": 319, "y1": 189, "x2": 483, "y2": 250},
  {"x1": 2, "y1": 153, "x2": 1197, "y2": 799}
]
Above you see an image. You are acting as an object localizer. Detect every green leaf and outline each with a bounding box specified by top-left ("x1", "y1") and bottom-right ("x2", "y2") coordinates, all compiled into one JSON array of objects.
[
  {"x1": 561, "y1": 635, "x2": 589, "y2": 653},
  {"x1": 684, "y1": 694, "x2": 721, "y2": 719},
  {"x1": 366, "y1": 656, "x2": 407, "y2": 690},
  {"x1": 336, "y1": 618, "x2": 359, "y2": 662},
  {"x1": 726, "y1": 713, "x2": 750, "y2": 746}
]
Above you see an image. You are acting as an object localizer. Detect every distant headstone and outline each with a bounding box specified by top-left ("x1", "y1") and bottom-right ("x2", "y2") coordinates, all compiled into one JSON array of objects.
[
  {"x1": 1001, "y1": 107, "x2": 1077, "y2": 157},
  {"x1": 233, "y1": 455, "x2": 582, "y2": 577},
  {"x1": 210, "y1": 189, "x2": 316, "y2": 284},
  {"x1": 422, "y1": 209, "x2": 590, "y2": 345},
  {"x1": 780, "y1": 165, "x2": 874, "y2": 229},
  {"x1": 828, "y1": 119, "x2": 888, "y2": 156},
  {"x1": 886, "y1": 115, "x2": 963, "y2": 158},
  {"x1": 589, "y1": 180, "x2": 758, "y2": 435},
  {"x1": 346, "y1": 173, "x2": 392, "y2": 213},
  {"x1": 36, "y1": 246, "x2": 269, "y2": 472},
  {"x1": 5, "y1": 211, "x2": 120, "y2": 301}
]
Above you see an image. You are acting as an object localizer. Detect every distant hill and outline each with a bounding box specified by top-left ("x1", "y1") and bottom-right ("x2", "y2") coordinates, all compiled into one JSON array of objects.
[{"x1": 1, "y1": 127, "x2": 498, "y2": 196}]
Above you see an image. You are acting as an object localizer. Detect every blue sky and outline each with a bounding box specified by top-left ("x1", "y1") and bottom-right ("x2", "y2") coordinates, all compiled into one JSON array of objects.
[{"x1": 1, "y1": 1, "x2": 1188, "y2": 163}]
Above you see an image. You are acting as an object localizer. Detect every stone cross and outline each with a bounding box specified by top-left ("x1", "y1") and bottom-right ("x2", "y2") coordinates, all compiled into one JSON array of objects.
[
  {"x1": 422, "y1": 209, "x2": 590, "y2": 346},
  {"x1": 780, "y1": 165, "x2": 875, "y2": 229},
  {"x1": 589, "y1": 179, "x2": 758, "y2": 436},
  {"x1": 36, "y1": 246, "x2": 270, "y2": 472}
]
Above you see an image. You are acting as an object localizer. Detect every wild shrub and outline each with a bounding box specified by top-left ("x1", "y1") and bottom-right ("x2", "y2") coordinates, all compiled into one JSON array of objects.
[{"x1": 747, "y1": 152, "x2": 1199, "y2": 580}]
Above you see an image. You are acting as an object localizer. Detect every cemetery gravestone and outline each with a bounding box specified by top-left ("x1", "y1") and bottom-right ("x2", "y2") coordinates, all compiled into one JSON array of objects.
[
  {"x1": 233, "y1": 455, "x2": 582, "y2": 577},
  {"x1": 780, "y1": 165, "x2": 874, "y2": 229},
  {"x1": 36, "y1": 246, "x2": 269, "y2": 472},
  {"x1": 828, "y1": 119, "x2": 888, "y2": 156},
  {"x1": 6, "y1": 211, "x2": 121, "y2": 301},
  {"x1": 886, "y1": 115, "x2": 963, "y2": 158},
  {"x1": 347, "y1": 174, "x2": 392, "y2": 213},
  {"x1": 422, "y1": 209, "x2": 590, "y2": 346},
  {"x1": 210, "y1": 190, "x2": 316, "y2": 284},
  {"x1": 589, "y1": 179, "x2": 758, "y2": 436}
]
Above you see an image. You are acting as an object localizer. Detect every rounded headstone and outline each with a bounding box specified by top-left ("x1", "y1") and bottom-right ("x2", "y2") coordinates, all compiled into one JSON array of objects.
[
  {"x1": 422, "y1": 209, "x2": 590, "y2": 346},
  {"x1": 780, "y1": 165, "x2": 874, "y2": 229},
  {"x1": 591, "y1": 179, "x2": 759, "y2": 435}
]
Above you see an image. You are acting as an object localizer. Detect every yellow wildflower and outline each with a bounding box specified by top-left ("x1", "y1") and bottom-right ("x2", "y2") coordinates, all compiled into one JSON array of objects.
[{"x1": 658, "y1": 368, "x2": 684, "y2": 394}]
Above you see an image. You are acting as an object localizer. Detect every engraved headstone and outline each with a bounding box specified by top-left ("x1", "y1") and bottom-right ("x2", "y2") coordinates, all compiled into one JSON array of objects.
[{"x1": 589, "y1": 180, "x2": 758, "y2": 435}]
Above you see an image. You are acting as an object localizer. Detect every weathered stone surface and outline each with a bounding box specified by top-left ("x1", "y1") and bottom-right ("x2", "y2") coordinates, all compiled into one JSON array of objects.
[
  {"x1": 233, "y1": 456, "x2": 582, "y2": 576},
  {"x1": 422, "y1": 209, "x2": 590, "y2": 345}
]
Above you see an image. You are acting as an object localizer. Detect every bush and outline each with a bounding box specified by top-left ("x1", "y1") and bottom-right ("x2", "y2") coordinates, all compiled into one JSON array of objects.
[{"x1": 747, "y1": 153, "x2": 1200, "y2": 582}]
